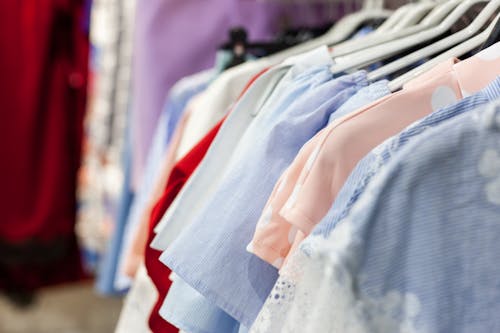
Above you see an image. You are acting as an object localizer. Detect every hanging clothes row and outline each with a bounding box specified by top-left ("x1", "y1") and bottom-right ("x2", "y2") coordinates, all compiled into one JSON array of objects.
[
  {"x1": 81, "y1": 0, "x2": 500, "y2": 332},
  {"x1": 81, "y1": 0, "x2": 359, "y2": 298},
  {"x1": 77, "y1": 0, "x2": 136, "y2": 274}
]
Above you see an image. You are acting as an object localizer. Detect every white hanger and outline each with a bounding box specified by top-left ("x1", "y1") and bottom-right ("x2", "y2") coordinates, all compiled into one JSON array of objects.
[
  {"x1": 418, "y1": 0, "x2": 461, "y2": 25},
  {"x1": 330, "y1": 0, "x2": 462, "y2": 57},
  {"x1": 363, "y1": 0, "x2": 384, "y2": 9},
  {"x1": 388, "y1": 13, "x2": 500, "y2": 91},
  {"x1": 330, "y1": 0, "x2": 492, "y2": 74},
  {"x1": 321, "y1": 7, "x2": 392, "y2": 46},
  {"x1": 245, "y1": 0, "x2": 394, "y2": 68},
  {"x1": 374, "y1": 3, "x2": 417, "y2": 33},
  {"x1": 255, "y1": 1, "x2": 391, "y2": 66},
  {"x1": 391, "y1": 1, "x2": 438, "y2": 29},
  {"x1": 368, "y1": 1, "x2": 500, "y2": 81}
]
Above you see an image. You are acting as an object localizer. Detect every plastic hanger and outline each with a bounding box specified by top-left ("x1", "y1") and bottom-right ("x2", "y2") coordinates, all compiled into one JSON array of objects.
[
  {"x1": 330, "y1": 0, "x2": 492, "y2": 74},
  {"x1": 368, "y1": 2, "x2": 500, "y2": 81},
  {"x1": 218, "y1": 26, "x2": 330, "y2": 67},
  {"x1": 317, "y1": 0, "x2": 392, "y2": 45},
  {"x1": 391, "y1": 1, "x2": 438, "y2": 29},
  {"x1": 418, "y1": 0, "x2": 461, "y2": 25},
  {"x1": 374, "y1": 3, "x2": 416, "y2": 33},
  {"x1": 388, "y1": 13, "x2": 500, "y2": 91},
  {"x1": 366, "y1": 0, "x2": 385, "y2": 9},
  {"x1": 321, "y1": 8, "x2": 392, "y2": 46},
  {"x1": 213, "y1": 0, "x2": 392, "y2": 70},
  {"x1": 330, "y1": 0, "x2": 462, "y2": 57}
]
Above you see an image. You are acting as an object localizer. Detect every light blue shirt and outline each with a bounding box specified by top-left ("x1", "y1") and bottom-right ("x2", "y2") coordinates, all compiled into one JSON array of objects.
[
  {"x1": 328, "y1": 79, "x2": 390, "y2": 123},
  {"x1": 160, "y1": 65, "x2": 368, "y2": 328},
  {"x1": 307, "y1": 99, "x2": 500, "y2": 332},
  {"x1": 151, "y1": 48, "x2": 333, "y2": 250},
  {"x1": 161, "y1": 276, "x2": 241, "y2": 333},
  {"x1": 161, "y1": 76, "x2": 391, "y2": 333},
  {"x1": 156, "y1": 48, "x2": 344, "y2": 333},
  {"x1": 158, "y1": 60, "x2": 313, "y2": 333}
]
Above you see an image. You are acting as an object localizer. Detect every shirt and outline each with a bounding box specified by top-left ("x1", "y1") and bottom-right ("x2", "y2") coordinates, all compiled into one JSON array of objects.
[
  {"x1": 247, "y1": 79, "x2": 391, "y2": 268},
  {"x1": 254, "y1": 100, "x2": 500, "y2": 333},
  {"x1": 249, "y1": 44, "x2": 500, "y2": 269},
  {"x1": 155, "y1": 72, "x2": 278, "y2": 333},
  {"x1": 162, "y1": 75, "x2": 386, "y2": 333},
  {"x1": 150, "y1": 55, "x2": 298, "y2": 332},
  {"x1": 148, "y1": 71, "x2": 268, "y2": 333},
  {"x1": 249, "y1": 76, "x2": 500, "y2": 333},
  {"x1": 161, "y1": 64, "x2": 369, "y2": 327},
  {"x1": 312, "y1": 76, "x2": 500, "y2": 241},
  {"x1": 161, "y1": 276, "x2": 240, "y2": 333},
  {"x1": 328, "y1": 80, "x2": 391, "y2": 123},
  {"x1": 119, "y1": 109, "x2": 192, "y2": 281},
  {"x1": 151, "y1": 47, "x2": 334, "y2": 250},
  {"x1": 146, "y1": 121, "x2": 223, "y2": 333}
]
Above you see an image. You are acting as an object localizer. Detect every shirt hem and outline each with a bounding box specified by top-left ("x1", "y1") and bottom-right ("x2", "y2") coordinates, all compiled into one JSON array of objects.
[
  {"x1": 249, "y1": 240, "x2": 288, "y2": 266},
  {"x1": 279, "y1": 206, "x2": 316, "y2": 235},
  {"x1": 160, "y1": 253, "x2": 258, "y2": 328}
]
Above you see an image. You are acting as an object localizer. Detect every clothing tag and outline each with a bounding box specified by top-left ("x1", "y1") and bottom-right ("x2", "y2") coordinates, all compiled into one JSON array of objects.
[{"x1": 282, "y1": 45, "x2": 333, "y2": 67}]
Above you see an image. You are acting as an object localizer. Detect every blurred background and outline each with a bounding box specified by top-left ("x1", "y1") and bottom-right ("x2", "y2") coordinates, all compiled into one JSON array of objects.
[{"x1": 0, "y1": 0, "x2": 407, "y2": 332}]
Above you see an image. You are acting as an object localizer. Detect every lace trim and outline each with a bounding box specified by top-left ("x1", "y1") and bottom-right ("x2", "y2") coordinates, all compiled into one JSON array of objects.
[{"x1": 251, "y1": 227, "x2": 423, "y2": 332}]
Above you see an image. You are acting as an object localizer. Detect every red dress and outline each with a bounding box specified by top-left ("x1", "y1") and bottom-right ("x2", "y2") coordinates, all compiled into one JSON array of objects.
[{"x1": 0, "y1": 0, "x2": 89, "y2": 292}]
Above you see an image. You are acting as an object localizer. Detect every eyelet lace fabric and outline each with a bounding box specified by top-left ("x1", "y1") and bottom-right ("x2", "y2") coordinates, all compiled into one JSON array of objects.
[
  {"x1": 250, "y1": 139, "x2": 394, "y2": 333},
  {"x1": 250, "y1": 164, "x2": 424, "y2": 333},
  {"x1": 250, "y1": 92, "x2": 500, "y2": 333},
  {"x1": 250, "y1": 222, "x2": 372, "y2": 333},
  {"x1": 251, "y1": 224, "x2": 424, "y2": 333},
  {"x1": 249, "y1": 245, "x2": 308, "y2": 333}
]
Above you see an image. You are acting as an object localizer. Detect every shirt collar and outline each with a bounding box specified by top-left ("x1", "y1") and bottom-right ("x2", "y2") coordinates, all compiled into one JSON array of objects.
[{"x1": 403, "y1": 42, "x2": 500, "y2": 98}]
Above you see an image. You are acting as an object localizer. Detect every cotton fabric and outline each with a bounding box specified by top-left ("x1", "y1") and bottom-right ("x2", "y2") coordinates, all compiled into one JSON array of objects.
[
  {"x1": 151, "y1": 47, "x2": 334, "y2": 250},
  {"x1": 249, "y1": 45, "x2": 500, "y2": 268},
  {"x1": 253, "y1": 100, "x2": 500, "y2": 333},
  {"x1": 313, "y1": 75, "x2": 500, "y2": 240},
  {"x1": 146, "y1": 120, "x2": 224, "y2": 333},
  {"x1": 250, "y1": 75, "x2": 500, "y2": 333},
  {"x1": 246, "y1": 79, "x2": 391, "y2": 267},
  {"x1": 159, "y1": 58, "x2": 388, "y2": 333},
  {"x1": 155, "y1": 72, "x2": 276, "y2": 333},
  {"x1": 160, "y1": 52, "x2": 370, "y2": 326}
]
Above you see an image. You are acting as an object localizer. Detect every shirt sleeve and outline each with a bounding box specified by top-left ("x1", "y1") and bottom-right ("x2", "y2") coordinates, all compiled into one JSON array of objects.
[{"x1": 246, "y1": 130, "x2": 327, "y2": 268}]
